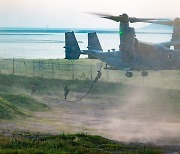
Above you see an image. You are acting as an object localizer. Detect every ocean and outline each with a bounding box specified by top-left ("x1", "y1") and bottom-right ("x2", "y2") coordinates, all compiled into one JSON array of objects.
[{"x1": 0, "y1": 28, "x2": 172, "y2": 59}]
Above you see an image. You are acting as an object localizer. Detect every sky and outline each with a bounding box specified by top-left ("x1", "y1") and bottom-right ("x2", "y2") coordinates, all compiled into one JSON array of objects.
[{"x1": 0, "y1": 0, "x2": 180, "y2": 28}]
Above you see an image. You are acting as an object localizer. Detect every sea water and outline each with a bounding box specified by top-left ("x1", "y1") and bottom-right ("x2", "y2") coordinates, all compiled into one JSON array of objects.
[{"x1": 0, "y1": 28, "x2": 172, "y2": 59}]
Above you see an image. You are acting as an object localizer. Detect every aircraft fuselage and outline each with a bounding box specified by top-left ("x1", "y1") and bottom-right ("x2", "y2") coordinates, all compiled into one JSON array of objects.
[{"x1": 84, "y1": 40, "x2": 180, "y2": 71}]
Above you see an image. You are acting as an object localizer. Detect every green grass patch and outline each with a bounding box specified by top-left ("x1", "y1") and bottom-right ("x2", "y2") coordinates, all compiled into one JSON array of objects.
[
  {"x1": 0, "y1": 133, "x2": 164, "y2": 153},
  {"x1": 1, "y1": 73, "x2": 180, "y2": 120},
  {"x1": 0, "y1": 94, "x2": 47, "y2": 111},
  {"x1": 0, "y1": 96, "x2": 25, "y2": 120},
  {"x1": 1, "y1": 73, "x2": 180, "y2": 102},
  {"x1": 0, "y1": 73, "x2": 122, "y2": 96},
  {"x1": 0, "y1": 93, "x2": 48, "y2": 120}
]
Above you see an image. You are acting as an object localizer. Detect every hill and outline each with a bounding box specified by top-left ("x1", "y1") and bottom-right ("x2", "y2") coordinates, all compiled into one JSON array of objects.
[
  {"x1": 0, "y1": 93, "x2": 48, "y2": 120},
  {"x1": 137, "y1": 23, "x2": 172, "y2": 33}
]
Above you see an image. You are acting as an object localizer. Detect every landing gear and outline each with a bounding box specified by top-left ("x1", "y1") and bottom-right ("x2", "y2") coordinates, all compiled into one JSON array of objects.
[
  {"x1": 141, "y1": 71, "x2": 148, "y2": 77},
  {"x1": 126, "y1": 71, "x2": 133, "y2": 78},
  {"x1": 125, "y1": 71, "x2": 148, "y2": 78}
]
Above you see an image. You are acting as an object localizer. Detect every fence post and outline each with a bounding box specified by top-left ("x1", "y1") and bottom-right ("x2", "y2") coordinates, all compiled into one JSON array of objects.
[
  {"x1": 91, "y1": 66, "x2": 93, "y2": 81},
  {"x1": 13, "y1": 58, "x2": 15, "y2": 74},
  {"x1": 72, "y1": 63, "x2": 74, "y2": 80},
  {"x1": 106, "y1": 70, "x2": 109, "y2": 82},
  {"x1": 52, "y1": 62, "x2": 54, "y2": 75},
  {"x1": 33, "y1": 59, "x2": 35, "y2": 77}
]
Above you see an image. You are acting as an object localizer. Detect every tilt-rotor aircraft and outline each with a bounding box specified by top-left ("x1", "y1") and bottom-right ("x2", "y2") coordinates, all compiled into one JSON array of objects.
[{"x1": 64, "y1": 13, "x2": 180, "y2": 77}]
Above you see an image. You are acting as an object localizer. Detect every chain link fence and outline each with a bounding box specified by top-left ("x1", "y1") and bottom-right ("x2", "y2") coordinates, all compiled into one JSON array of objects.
[
  {"x1": 1, "y1": 58, "x2": 180, "y2": 88},
  {"x1": 0, "y1": 58, "x2": 100, "y2": 81}
]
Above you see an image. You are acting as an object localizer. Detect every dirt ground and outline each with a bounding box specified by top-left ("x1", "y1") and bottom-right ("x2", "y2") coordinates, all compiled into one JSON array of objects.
[{"x1": 1, "y1": 89, "x2": 180, "y2": 148}]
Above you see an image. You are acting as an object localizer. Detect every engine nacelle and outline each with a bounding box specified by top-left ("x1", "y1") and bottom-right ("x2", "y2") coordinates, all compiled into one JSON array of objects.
[
  {"x1": 120, "y1": 24, "x2": 136, "y2": 64},
  {"x1": 134, "y1": 38, "x2": 139, "y2": 47},
  {"x1": 172, "y1": 18, "x2": 180, "y2": 50}
]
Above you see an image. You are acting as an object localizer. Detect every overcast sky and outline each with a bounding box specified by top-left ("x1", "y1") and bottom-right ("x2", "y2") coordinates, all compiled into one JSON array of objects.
[{"x1": 0, "y1": 0, "x2": 179, "y2": 28}]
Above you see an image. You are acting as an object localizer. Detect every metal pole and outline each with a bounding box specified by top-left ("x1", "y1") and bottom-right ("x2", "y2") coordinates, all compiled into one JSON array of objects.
[
  {"x1": 91, "y1": 66, "x2": 93, "y2": 81},
  {"x1": 12, "y1": 58, "x2": 14, "y2": 74}
]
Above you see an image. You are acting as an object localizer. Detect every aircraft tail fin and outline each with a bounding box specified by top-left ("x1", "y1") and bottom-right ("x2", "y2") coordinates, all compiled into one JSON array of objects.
[
  {"x1": 87, "y1": 32, "x2": 102, "y2": 59},
  {"x1": 88, "y1": 32, "x2": 103, "y2": 51},
  {"x1": 64, "y1": 32, "x2": 81, "y2": 59}
]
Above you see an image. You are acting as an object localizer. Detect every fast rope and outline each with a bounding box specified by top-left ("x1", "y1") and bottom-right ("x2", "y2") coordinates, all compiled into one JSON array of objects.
[{"x1": 64, "y1": 62, "x2": 103, "y2": 102}]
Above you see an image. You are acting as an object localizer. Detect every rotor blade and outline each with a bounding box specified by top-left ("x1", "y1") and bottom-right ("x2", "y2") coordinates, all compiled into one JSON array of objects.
[
  {"x1": 145, "y1": 18, "x2": 180, "y2": 26},
  {"x1": 89, "y1": 13, "x2": 122, "y2": 22},
  {"x1": 129, "y1": 18, "x2": 170, "y2": 23},
  {"x1": 88, "y1": 12, "x2": 171, "y2": 24},
  {"x1": 143, "y1": 20, "x2": 174, "y2": 26},
  {"x1": 89, "y1": 13, "x2": 169, "y2": 23}
]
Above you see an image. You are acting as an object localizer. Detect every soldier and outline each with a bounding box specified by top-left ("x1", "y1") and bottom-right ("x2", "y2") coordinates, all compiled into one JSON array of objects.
[
  {"x1": 94, "y1": 70, "x2": 101, "y2": 82},
  {"x1": 31, "y1": 85, "x2": 36, "y2": 95},
  {"x1": 64, "y1": 86, "x2": 70, "y2": 100}
]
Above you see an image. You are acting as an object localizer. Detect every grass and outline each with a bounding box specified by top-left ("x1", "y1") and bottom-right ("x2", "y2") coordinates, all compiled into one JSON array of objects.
[
  {"x1": 0, "y1": 133, "x2": 164, "y2": 153},
  {"x1": 1, "y1": 73, "x2": 180, "y2": 103},
  {"x1": 0, "y1": 72, "x2": 180, "y2": 97},
  {"x1": 1, "y1": 58, "x2": 180, "y2": 90},
  {"x1": 0, "y1": 73, "x2": 121, "y2": 96},
  {"x1": 0, "y1": 96, "x2": 25, "y2": 120},
  {"x1": 0, "y1": 93, "x2": 48, "y2": 120},
  {"x1": 0, "y1": 58, "x2": 99, "y2": 81},
  {"x1": 1, "y1": 73, "x2": 180, "y2": 121},
  {"x1": 0, "y1": 59, "x2": 180, "y2": 153}
]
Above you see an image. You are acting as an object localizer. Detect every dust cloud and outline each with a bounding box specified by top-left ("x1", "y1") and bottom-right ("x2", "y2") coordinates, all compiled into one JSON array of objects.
[
  {"x1": 89, "y1": 87, "x2": 180, "y2": 146},
  {"x1": 1, "y1": 74, "x2": 180, "y2": 147},
  {"x1": 27, "y1": 84, "x2": 180, "y2": 147}
]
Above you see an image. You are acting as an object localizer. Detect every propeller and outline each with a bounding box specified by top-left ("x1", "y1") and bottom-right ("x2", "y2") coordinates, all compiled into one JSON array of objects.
[
  {"x1": 90, "y1": 13, "x2": 169, "y2": 23},
  {"x1": 145, "y1": 18, "x2": 180, "y2": 26}
]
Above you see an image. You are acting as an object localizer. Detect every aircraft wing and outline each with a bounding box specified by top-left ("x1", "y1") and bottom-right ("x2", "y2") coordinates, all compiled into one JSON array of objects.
[
  {"x1": 81, "y1": 49, "x2": 102, "y2": 54},
  {"x1": 160, "y1": 40, "x2": 180, "y2": 48}
]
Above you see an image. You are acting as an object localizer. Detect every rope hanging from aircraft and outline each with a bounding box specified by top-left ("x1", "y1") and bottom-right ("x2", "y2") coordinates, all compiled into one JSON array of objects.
[{"x1": 64, "y1": 62, "x2": 103, "y2": 103}]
